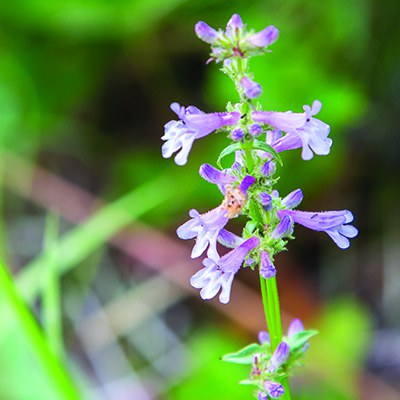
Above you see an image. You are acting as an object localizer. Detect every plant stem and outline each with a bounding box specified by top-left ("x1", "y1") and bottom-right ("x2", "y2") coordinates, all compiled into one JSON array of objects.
[
  {"x1": 265, "y1": 277, "x2": 283, "y2": 350},
  {"x1": 260, "y1": 275, "x2": 292, "y2": 400}
]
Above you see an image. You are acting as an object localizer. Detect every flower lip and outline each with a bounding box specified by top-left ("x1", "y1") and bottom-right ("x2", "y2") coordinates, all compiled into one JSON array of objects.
[
  {"x1": 190, "y1": 236, "x2": 260, "y2": 304},
  {"x1": 162, "y1": 103, "x2": 241, "y2": 165},
  {"x1": 176, "y1": 206, "x2": 229, "y2": 259},
  {"x1": 199, "y1": 163, "x2": 236, "y2": 194}
]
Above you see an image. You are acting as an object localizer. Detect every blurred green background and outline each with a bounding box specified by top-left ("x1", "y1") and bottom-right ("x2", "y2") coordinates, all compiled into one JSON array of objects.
[{"x1": 0, "y1": 0, "x2": 399, "y2": 399}]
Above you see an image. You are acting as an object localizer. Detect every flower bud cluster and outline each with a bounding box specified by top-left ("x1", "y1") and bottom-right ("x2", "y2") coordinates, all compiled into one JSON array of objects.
[
  {"x1": 250, "y1": 319, "x2": 311, "y2": 399},
  {"x1": 195, "y1": 14, "x2": 279, "y2": 63},
  {"x1": 222, "y1": 318, "x2": 316, "y2": 399}
]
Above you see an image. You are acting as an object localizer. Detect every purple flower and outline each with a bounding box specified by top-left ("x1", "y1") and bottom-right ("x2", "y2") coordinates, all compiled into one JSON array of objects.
[
  {"x1": 271, "y1": 215, "x2": 293, "y2": 239},
  {"x1": 261, "y1": 160, "x2": 276, "y2": 177},
  {"x1": 264, "y1": 381, "x2": 284, "y2": 398},
  {"x1": 240, "y1": 76, "x2": 262, "y2": 99},
  {"x1": 287, "y1": 318, "x2": 304, "y2": 337},
  {"x1": 190, "y1": 237, "x2": 260, "y2": 303},
  {"x1": 177, "y1": 207, "x2": 229, "y2": 259},
  {"x1": 217, "y1": 229, "x2": 244, "y2": 248},
  {"x1": 248, "y1": 25, "x2": 280, "y2": 47},
  {"x1": 195, "y1": 21, "x2": 220, "y2": 44},
  {"x1": 260, "y1": 251, "x2": 276, "y2": 278},
  {"x1": 259, "y1": 192, "x2": 272, "y2": 210},
  {"x1": 266, "y1": 129, "x2": 283, "y2": 145},
  {"x1": 257, "y1": 392, "x2": 268, "y2": 400},
  {"x1": 199, "y1": 163, "x2": 236, "y2": 194},
  {"x1": 278, "y1": 209, "x2": 358, "y2": 249},
  {"x1": 258, "y1": 330, "x2": 270, "y2": 345},
  {"x1": 249, "y1": 123, "x2": 262, "y2": 136},
  {"x1": 239, "y1": 175, "x2": 256, "y2": 193},
  {"x1": 282, "y1": 189, "x2": 303, "y2": 209},
  {"x1": 226, "y1": 14, "x2": 244, "y2": 38},
  {"x1": 268, "y1": 341, "x2": 290, "y2": 373},
  {"x1": 162, "y1": 103, "x2": 240, "y2": 165},
  {"x1": 252, "y1": 100, "x2": 332, "y2": 160},
  {"x1": 231, "y1": 127, "x2": 244, "y2": 141}
]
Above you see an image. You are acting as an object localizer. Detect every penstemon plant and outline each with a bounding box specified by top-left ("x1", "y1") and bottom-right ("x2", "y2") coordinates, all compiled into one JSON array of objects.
[{"x1": 161, "y1": 14, "x2": 358, "y2": 400}]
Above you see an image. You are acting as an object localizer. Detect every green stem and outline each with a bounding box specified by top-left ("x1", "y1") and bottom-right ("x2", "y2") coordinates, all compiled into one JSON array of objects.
[
  {"x1": 265, "y1": 277, "x2": 283, "y2": 350},
  {"x1": 281, "y1": 376, "x2": 292, "y2": 400},
  {"x1": 260, "y1": 275, "x2": 292, "y2": 400}
]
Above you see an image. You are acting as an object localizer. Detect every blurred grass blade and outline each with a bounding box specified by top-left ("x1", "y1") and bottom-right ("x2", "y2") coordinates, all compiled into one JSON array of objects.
[
  {"x1": 0, "y1": 260, "x2": 81, "y2": 399},
  {"x1": 43, "y1": 213, "x2": 63, "y2": 358},
  {"x1": 17, "y1": 173, "x2": 178, "y2": 304}
]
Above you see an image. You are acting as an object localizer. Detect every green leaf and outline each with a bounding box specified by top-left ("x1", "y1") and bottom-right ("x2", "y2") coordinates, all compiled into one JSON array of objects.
[
  {"x1": 253, "y1": 140, "x2": 283, "y2": 166},
  {"x1": 216, "y1": 140, "x2": 283, "y2": 169},
  {"x1": 217, "y1": 142, "x2": 242, "y2": 168},
  {"x1": 222, "y1": 343, "x2": 262, "y2": 365},
  {"x1": 288, "y1": 329, "x2": 318, "y2": 352},
  {"x1": 244, "y1": 220, "x2": 258, "y2": 236}
]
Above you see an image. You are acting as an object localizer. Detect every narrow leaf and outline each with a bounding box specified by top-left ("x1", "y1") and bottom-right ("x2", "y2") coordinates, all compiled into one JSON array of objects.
[
  {"x1": 253, "y1": 140, "x2": 283, "y2": 165},
  {"x1": 288, "y1": 330, "x2": 318, "y2": 352},
  {"x1": 217, "y1": 143, "x2": 241, "y2": 168},
  {"x1": 222, "y1": 343, "x2": 262, "y2": 364}
]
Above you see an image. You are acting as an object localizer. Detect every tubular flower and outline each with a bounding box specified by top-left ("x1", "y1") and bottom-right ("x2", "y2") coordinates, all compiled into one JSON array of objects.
[
  {"x1": 199, "y1": 163, "x2": 236, "y2": 194},
  {"x1": 287, "y1": 318, "x2": 304, "y2": 337},
  {"x1": 240, "y1": 76, "x2": 262, "y2": 99},
  {"x1": 263, "y1": 381, "x2": 285, "y2": 398},
  {"x1": 267, "y1": 341, "x2": 290, "y2": 373},
  {"x1": 195, "y1": 21, "x2": 220, "y2": 44},
  {"x1": 190, "y1": 236, "x2": 260, "y2": 303},
  {"x1": 162, "y1": 102, "x2": 240, "y2": 165},
  {"x1": 248, "y1": 25, "x2": 279, "y2": 47},
  {"x1": 278, "y1": 209, "x2": 358, "y2": 249},
  {"x1": 252, "y1": 100, "x2": 332, "y2": 160}
]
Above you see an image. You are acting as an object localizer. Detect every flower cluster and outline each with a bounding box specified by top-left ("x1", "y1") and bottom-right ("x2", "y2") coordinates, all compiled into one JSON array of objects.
[
  {"x1": 162, "y1": 17, "x2": 357, "y2": 300},
  {"x1": 162, "y1": 13, "x2": 357, "y2": 399}
]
